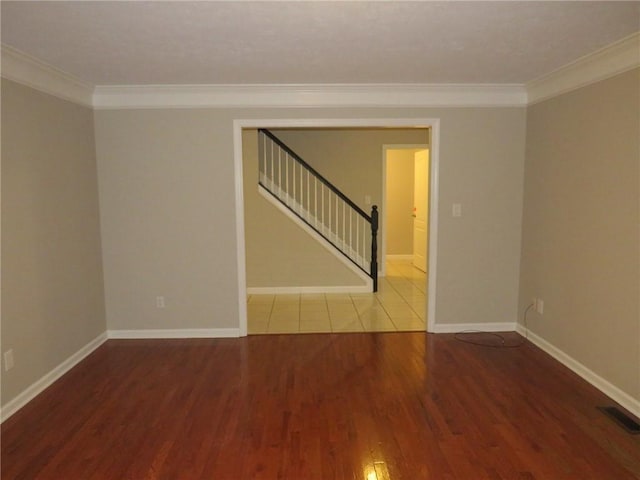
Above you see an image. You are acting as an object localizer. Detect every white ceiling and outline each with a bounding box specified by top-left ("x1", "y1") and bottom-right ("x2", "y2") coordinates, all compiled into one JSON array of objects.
[{"x1": 2, "y1": 1, "x2": 639, "y2": 86}]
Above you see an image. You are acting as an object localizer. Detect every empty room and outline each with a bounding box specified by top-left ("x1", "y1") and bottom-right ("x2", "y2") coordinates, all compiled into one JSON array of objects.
[{"x1": 2, "y1": 1, "x2": 639, "y2": 478}]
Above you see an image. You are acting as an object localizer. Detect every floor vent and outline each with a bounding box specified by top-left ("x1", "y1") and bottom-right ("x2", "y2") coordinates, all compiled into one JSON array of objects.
[{"x1": 598, "y1": 406, "x2": 640, "y2": 434}]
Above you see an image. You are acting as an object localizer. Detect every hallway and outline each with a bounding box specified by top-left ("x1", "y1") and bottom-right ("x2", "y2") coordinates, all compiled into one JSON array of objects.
[{"x1": 247, "y1": 259, "x2": 427, "y2": 334}]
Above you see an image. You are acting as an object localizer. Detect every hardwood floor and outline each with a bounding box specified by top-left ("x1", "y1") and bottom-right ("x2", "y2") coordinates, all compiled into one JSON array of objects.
[{"x1": 2, "y1": 333, "x2": 639, "y2": 479}]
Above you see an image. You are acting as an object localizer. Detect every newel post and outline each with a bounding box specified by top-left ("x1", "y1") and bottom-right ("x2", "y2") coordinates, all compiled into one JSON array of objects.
[{"x1": 370, "y1": 205, "x2": 379, "y2": 292}]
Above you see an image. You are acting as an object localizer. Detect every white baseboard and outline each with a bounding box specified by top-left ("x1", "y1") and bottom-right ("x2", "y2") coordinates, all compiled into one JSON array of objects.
[
  {"x1": 516, "y1": 324, "x2": 640, "y2": 419},
  {"x1": 247, "y1": 285, "x2": 371, "y2": 295},
  {"x1": 1, "y1": 332, "x2": 108, "y2": 423},
  {"x1": 431, "y1": 322, "x2": 516, "y2": 334},
  {"x1": 386, "y1": 254, "x2": 413, "y2": 261},
  {"x1": 107, "y1": 328, "x2": 240, "y2": 339}
]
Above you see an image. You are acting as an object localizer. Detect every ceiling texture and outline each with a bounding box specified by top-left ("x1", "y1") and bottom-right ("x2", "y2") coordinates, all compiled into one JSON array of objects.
[{"x1": 1, "y1": 1, "x2": 639, "y2": 87}]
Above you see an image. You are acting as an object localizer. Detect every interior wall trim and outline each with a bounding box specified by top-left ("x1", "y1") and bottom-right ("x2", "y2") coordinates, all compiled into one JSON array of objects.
[
  {"x1": 107, "y1": 329, "x2": 240, "y2": 339},
  {"x1": 247, "y1": 286, "x2": 371, "y2": 295},
  {"x1": 4, "y1": 33, "x2": 637, "y2": 109},
  {"x1": 233, "y1": 117, "x2": 441, "y2": 337},
  {"x1": 385, "y1": 255, "x2": 414, "y2": 261},
  {"x1": 1, "y1": 44, "x2": 93, "y2": 106},
  {"x1": 527, "y1": 32, "x2": 640, "y2": 105},
  {"x1": 0, "y1": 332, "x2": 108, "y2": 423},
  {"x1": 92, "y1": 83, "x2": 527, "y2": 109},
  {"x1": 516, "y1": 324, "x2": 640, "y2": 419},
  {"x1": 431, "y1": 322, "x2": 517, "y2": 334}
]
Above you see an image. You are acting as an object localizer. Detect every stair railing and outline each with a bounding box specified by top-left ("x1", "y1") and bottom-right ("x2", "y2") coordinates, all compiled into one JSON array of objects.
[{"x1": 258, "y1": 128, "x2": 379, "y2": 291}]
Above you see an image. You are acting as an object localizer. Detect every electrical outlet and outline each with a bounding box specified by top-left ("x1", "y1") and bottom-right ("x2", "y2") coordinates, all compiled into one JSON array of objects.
[
  {"x1": 536, "y1": 298, "x2": 544, "y2": 315},
  {"x1": 531, "y1": 297, "x2": 537, "y2": 309},
  {"x1": 4, "y1": 349, "x2": 14, "y2": 371},
  {"x1": 452, "y1": 203, "x2": 462, "y2": 217},
  {"x1": 156, "y1": 296, "x2": 165, "y2": 308}
]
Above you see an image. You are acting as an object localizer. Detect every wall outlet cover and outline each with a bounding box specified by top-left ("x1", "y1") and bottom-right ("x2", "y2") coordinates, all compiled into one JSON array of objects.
[{"x1": 4, "y1": 349, "x2": 14, "y2": 371}]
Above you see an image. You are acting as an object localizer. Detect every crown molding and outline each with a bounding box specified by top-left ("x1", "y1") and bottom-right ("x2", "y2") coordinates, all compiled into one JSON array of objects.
[
  {"x1": 3, "y1": 32, "x2": 637, "y2": 109},
  {"x1": 1, "y1": 44, "x2": 94, "y2": 107},
  {"x1": 0, "y1": 45, "x2": 525, "y2": 109},
  {"x1": 92, "y1": 83, "x2": 527, "y2": 109},
  {"x1": 527, "y1": 32, "x2": 640, "y2": 105}
]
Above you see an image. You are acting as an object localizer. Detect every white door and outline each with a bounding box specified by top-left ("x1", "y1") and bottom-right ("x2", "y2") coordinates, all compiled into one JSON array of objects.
[{"x1": 412, "y1": 149, "x2": 429, "y2": 272}]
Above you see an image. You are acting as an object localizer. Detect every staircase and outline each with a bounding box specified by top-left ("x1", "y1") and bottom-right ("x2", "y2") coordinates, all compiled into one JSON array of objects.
[{"x1": 257, "y1": 129, "x2": 379, "y2": 291}]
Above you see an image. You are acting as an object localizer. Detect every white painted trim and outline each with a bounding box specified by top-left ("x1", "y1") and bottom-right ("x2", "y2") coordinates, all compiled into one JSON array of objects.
[
  {"x1": 4, "y1": 32, "x2": 635, "y2": 110},
  {"x1": 233, "y1": 120, "x2": 249, "y2": 337},
  {"x1": 426, "y1": 120, "x2": 440, "y2": 334},
  {"x1": 1, "y1": 44, "x2": 94, "y2": 107},
  {"x1": 257, "y1": 185, "x2": 372, "y2": 289},
  {"x1": 527, "y1": 32, "x2": 640, "y2": 105},
  {"x1": 237, "y1": 118, "x2": 436, "y2": 129},
  {"x1": 386, "y1": 254, "x2": 414, "y2": 261},
  {"x1": 248, "y1": 285, "x2": 371, "y2": 295},
  {"x1": 0, "y1": 48, "x2": 523, "y2": 110},
  {"x1": 234, "y1": 118, "x2": 440, "y2": 338},
  {"x1": 432, "y1": 322, "x2": 516, "y2": 334},
  {"x1": 93, "y1": 83, "x2": 527, "y2": 109},
  {"x1": 234, "y1": 120, "x2": 250, "y2": 338},
  {"x1": 516, "y1": 325, "x2": 640, "y2": 419},
  {"x1": 381, "y1": 143, "x2": 429, "y2": 276},
  {"x1": 107, "y1": 328, "x2": 240, "y2": 339},
  {"x1": 0, "y1": 332, "x2": 108, "y2": 422}
]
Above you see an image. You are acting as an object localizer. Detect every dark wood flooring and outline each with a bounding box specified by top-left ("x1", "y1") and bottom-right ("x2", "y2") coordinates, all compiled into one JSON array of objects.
[{"x1": 2, "y1": 332, "x2": 639, "y2": 479}]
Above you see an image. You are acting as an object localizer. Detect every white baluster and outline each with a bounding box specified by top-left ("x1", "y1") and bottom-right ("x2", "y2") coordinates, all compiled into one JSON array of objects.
[
  {"x1": 261, "y1": 133, "x2": 266, "y2": 183},
  {"x1": 321, "y1": 184, "x2": 325, "y2": 231},
  {"x1": 291, "y1": 156, "x2": 295, "y2": 209},
  {"x1": 356, "y1": 216, "x2": 360, "y2": 266},
  {"x1": 349, "y1": 209, "x2": 352, "y2": 258},
  {"x1": 337, "y1": 198, "x2": 340, "y2": 245},
  {"x1": 341, "y1": 201, "x2": 347, "y2": 252},
  {"x1": 270, "y1": 140, "x2": 274, "y2": 190},
  {"x1": 300, "y1": 165, "x2": 304, "y2": 216},
  {"x1": 306, "y1": 170, "x2": 310, "y2": 221},
  {"x1": 362, "y1": 217, "x2": 366, "y2": 268},
  {"x1": 328, "y1": 189, "x2": 332, "y2": 239}
]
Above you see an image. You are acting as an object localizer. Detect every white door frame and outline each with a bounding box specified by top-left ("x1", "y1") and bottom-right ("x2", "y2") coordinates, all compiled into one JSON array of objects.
[
  {"x1": 233, "y1": 118, "x2": 441, "y2": 335},
  {"x1": 381, "y1": 144, "x2": 429, "y2": 277}
]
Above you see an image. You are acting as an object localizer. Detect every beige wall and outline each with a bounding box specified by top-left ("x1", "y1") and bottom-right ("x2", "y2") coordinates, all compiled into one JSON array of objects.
[
  {"x1": 94, "y1": 106, "x2": 525, "y2": 331},
  {"x1": 242, "y1": 129, "x2": 365, "y2": 288},
  {"x1": 94, "y1": 109, "x2": 242, "y2": 330},
  {"x1": 270, "y1": 128, "x2": 427, "y2": 216},
  {"x1": 386, "y1": 149, "x2": 418, "y2": 255},
  {"x1": 4, "y1": 67, "x2": 637, "y2": 421},
  {"x1": 269, "y1": 129, "x2": 427, "y2": 266},
  {"x1": 1, "y1": 80, "x2": 106, "y2": 406},
  {"x1": 519, "y1": 68, "x2": 640, "y2": 402}
]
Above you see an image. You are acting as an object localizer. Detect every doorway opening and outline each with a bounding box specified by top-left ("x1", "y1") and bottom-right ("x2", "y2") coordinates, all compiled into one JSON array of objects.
[
  {"x1": 381, "y1": 144, "x2": 430, "y2": 276},
  {"x1": 233, "y1": 119, "x2": 440, "y2": 336}
]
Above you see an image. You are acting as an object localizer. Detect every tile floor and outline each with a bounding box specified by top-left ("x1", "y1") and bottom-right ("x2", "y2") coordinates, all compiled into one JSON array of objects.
[{"x1": 247, "y1": 259, "x2": 427, "y2": 334}]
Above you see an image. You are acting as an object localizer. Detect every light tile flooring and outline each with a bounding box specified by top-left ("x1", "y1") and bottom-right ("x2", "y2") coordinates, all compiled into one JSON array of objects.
[{"x1": 247, "y1": 259, "x2": 427, "y2": 334}]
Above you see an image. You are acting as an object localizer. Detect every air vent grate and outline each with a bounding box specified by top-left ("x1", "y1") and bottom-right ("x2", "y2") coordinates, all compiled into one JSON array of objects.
[{"x1": 598, "y1": 406, "x2": 640, "y2": 434}]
